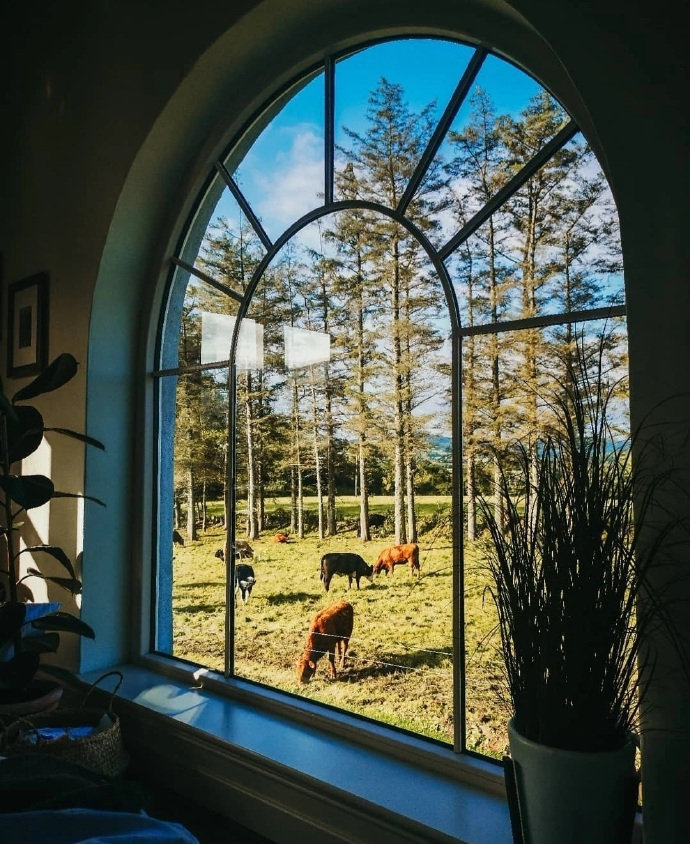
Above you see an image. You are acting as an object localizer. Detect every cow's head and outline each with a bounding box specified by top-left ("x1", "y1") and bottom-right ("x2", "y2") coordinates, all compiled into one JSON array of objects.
[
  {"x1": 297, "y1": 656, "x2": 316, "y2": 683},
  {"x1": 364, "y1": 564, "x2": 374, "y2": 581}
]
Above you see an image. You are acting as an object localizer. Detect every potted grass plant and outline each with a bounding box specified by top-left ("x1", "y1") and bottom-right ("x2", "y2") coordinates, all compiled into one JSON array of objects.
[
  {"x1": 478, "y1": 332, "x2": 687, "y2": 844},
  {"x1": 0, "y1": 353, "x2": 105, "y2": 718}
]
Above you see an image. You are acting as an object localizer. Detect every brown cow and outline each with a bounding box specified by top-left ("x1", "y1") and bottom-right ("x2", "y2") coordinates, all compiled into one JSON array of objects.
[
  {"x1": 372, "y1": 542, "x2": 420, "y2": 577},
  {"x1": 273, "y1": 532, "x2": 290, "y2": 543},
  {"x1": 296, "y1": 600, "x2": 354, "y2": 683}
]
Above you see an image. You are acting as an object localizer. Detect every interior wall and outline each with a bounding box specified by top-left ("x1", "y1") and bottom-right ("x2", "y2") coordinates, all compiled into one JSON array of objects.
[{"x1": 2, "y1": 2, "x2": 688, "y2": 842}]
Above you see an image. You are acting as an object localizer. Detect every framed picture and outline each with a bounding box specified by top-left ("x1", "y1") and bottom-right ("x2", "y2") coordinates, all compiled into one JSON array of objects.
[{"x1": 7, "y1": 272, "x2": 49, "y2": 378}]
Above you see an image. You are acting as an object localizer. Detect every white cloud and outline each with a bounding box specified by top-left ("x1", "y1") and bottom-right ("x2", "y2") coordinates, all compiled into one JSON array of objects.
[{"x1": 249, "y1": 125, "x2": 324, "y2": 236}]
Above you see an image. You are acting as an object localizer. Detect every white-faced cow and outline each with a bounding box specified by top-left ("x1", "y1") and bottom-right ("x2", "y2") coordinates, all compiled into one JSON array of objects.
[
  {"x1": 235, "y1": 563, "x2": 256, "y2": 603},
  {"x1": 320, "y1": 552, "x2": 373, "y2": 592}
]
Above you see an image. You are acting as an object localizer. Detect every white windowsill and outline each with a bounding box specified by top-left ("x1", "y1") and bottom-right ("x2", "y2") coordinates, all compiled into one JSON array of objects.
[{"x1": 80, "y1": 660, "x2": 514, "y2": 844}]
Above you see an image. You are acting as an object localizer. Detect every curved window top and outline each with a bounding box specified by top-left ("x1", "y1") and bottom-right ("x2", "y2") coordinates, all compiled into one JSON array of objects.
[{"x1": 161, "y1": 36, "x2": 623, "y2": 372}]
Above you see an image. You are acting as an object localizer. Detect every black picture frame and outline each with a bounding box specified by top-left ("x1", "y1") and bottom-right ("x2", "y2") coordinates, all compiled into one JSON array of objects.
[{"x1": 7, "y1": 272, "x2": 49, "y2": 378}]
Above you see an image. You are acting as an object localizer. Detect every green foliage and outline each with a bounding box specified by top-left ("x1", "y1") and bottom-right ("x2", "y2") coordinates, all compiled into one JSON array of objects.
[
  {"x1": 0, "y1": 353, "x2": 104, "y2": 695},
  {"x1": 478, "y1": 332, "x2": 688, "y2": 752},
  {"x1": 170, "y1": 495, "x2": 511, "y2": 756},
  {"x1": 171, "y1": 497, "x2": 459, "y2": 744}
]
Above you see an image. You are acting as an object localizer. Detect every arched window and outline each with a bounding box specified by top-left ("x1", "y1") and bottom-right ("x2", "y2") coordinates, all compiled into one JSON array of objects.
[{"x1": 152, "y1": 36, "x2": 626, "y2": 759}]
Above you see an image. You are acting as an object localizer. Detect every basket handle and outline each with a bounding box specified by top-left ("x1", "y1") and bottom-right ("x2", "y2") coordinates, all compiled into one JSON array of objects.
[{"x1": 81, "y1": 670, "x2": 124, "y2": 712}]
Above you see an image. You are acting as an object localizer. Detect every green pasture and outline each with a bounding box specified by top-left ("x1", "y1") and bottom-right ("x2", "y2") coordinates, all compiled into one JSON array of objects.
[{"x1": 171, "y1": 495, "x2": 510, "y2": 758}]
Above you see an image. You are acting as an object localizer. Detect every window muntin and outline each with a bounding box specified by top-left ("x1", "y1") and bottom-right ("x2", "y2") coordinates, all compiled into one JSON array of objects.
[{"x1": 153, "y1": 36, "x2": 628, "y2": 760}]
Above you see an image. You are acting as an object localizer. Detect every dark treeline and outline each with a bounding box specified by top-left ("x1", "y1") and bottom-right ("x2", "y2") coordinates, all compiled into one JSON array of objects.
[{"x1": 173, "y1": 80, "x2": 626, "y2": 544}]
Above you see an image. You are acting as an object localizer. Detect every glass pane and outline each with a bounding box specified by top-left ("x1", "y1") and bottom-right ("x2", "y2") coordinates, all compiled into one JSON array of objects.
[
  {"x1": 423, "y1": 60, "x2": 567, "y2": 248},
  {"x1": 158, "y1": 367, "x2": 231, "y2": 668},
  {"x1": 463, "y1": 317, "x2": 629, "y2": 758},
  {"x1": 447, "y1": 135, "x2": 624, "y2": 327},
  {"x1": 230, "y1": 73, "x2": 325, "y2": 242},
  {"x1": 232, "y1": 211, "x2": 455, "y2": 744},
  {"x1": 334, "y1": 38, "x2": 474, "y2": 221},
  {"x1": 194, "y1": 190, "x2": 267, "y2": 292}
]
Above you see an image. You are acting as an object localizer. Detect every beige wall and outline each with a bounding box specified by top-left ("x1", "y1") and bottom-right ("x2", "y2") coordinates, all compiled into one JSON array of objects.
[{"x1": 2, "y1": 2, "x2": 688, "y2": 840}]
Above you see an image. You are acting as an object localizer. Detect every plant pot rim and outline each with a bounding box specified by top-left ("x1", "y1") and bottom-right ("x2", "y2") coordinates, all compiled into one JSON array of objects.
[{"x1": 508, "y1": 717, "x2": 637, "y2": 758}]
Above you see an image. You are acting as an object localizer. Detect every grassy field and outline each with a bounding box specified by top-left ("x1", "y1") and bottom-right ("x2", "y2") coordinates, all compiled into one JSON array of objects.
[{"x1": 170, "y1": 495, "x2": 510, "y2": 758}]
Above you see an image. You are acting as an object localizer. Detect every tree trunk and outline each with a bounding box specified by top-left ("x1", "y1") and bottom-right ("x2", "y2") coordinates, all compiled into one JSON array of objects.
[
  {"x1": 245, "y1": 374, "x2": 259, "y2": 540},
  {"x1": 186, "y1": 466, "x2": 196, "y2": 541},
  {"x1": 359, "y1": 438, "x2": 370, "y2": 542},
  {"x1": 392, "y1": 235, "x2": 407, "y2": 545},
  {"x1": 310, "y1": 378, "x2": 325, "y2": 540}
]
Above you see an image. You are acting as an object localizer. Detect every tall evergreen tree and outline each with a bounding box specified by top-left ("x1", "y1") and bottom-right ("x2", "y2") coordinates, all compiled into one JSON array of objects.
[{"x1": 340, "y1": 78, "x2": 447, "y2": 542}]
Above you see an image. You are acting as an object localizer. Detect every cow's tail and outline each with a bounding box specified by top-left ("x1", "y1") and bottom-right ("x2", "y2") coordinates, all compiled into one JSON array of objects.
[{"x1": 319, "y1": 556, "x2": 325, "y2": 581}]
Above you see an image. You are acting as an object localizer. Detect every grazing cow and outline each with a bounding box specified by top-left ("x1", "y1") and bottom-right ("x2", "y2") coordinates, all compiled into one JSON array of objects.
[
  {"x1": 273, "y1": 532, "x2": 289, "y2": 543},
  {"x1": 296, "y1": 600, "x2": 354, "y2": 683},
  {"x1": 235, "y1": 563, "x2": 256, "y2": 603},
  {"x1": 320, "y1": 552, "x2": 373, "y2": 592},
  {"x1": 373, "y1": 542, "x2": 420, "y2": 577},
  {"x1": 233, "y1": 539, "x2": 254, "y2": 559},
  {"x1": 367, "y1": 513, "x2": 386, "y2": 529},
  {"x1": 172, "y1": 529, "x2": 184, "y2": 546},
  {"x1": 215, "y1": 540, "x2": 255, "y2": 562}
]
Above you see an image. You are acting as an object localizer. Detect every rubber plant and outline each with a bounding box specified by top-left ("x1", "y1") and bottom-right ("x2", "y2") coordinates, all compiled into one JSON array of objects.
[{"x1": 0, "y1": 353, "x2": 105, "y2": 704}]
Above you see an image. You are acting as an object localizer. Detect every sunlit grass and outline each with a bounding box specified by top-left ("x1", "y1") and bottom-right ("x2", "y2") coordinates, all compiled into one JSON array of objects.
[{"x1": 171, "y1": 496, "x2": 509, "y2": 757}]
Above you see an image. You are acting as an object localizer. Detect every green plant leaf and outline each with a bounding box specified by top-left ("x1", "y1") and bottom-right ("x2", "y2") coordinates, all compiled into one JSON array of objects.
[
  {"x1": 36, "y1": 663, "x2": 76, "y2": 684},
  {"x1": 0, "y1": 389, "x2": 18, "y2": 422},
  {"x1": 12, "y1": 353, "x2": 78, "y2": 402},
  {"x1": 19, "y1": 545, "x2": 76, "y2": 578},
  {"x1": 0, "y1": 602, "x2": 26, "y2": 642},
  {"x1": 31, "y1": 611, "x2": 95, "y2": 639},
  {"x1": 25, "y1": 568, "x2": 82, "y2": 594},
  {"x1": 45, "y1": 427, "x2": 106, "y2": 450},
  {"x1": 19, "y1": 631, "x2": 60, "y2": 653},
  {"x1": 0, "y1": 651, "x2": 40, "y2": 689},
  {"x1": 5, "y1": 405, "x2": 44, "y2": 462},
  {"x1": 0, "y1": 474, "x2": 54, "y2": 509}
]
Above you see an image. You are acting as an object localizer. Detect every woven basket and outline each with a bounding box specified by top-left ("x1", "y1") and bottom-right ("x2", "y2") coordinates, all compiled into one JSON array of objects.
[{"x1": 0, "y1": 671, "x2": 129, "y2": 778}]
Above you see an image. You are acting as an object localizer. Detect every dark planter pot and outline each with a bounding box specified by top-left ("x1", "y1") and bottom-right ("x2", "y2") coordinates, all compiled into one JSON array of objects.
[
  {"x1": 508, "y1": 718, "x2": 638, "y2": 844},
  {"x1": 0, "y1": 681, "x2": 63, "y2": 720}
]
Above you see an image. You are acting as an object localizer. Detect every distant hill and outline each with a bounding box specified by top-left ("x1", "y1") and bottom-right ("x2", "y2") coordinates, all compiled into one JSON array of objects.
[{"x1": 427, "y1": 435, "x2": 452, "y2": 464}]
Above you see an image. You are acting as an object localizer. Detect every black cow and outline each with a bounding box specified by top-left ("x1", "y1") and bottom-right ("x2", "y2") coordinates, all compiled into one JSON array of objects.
[
  {"x1": 235, "y1": 563, "x2": 256, "y2": 603},
  {"x1": 320, "y1": 552, "x2": 373, "y2": 592},
  {"x1": 367, "y1": 513, "x2": 386, "y2": 528},
  {"x1": 172, "y1": 529, "x2": 184, "y2": 546}
]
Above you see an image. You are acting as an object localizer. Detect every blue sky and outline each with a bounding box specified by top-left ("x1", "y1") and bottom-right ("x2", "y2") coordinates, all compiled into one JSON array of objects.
[{"x1": 219, "y1": 38, "x2": 547, "y2": 241}]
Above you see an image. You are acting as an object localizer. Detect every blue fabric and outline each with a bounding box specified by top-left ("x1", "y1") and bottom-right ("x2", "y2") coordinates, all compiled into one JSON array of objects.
[{"x1": 0, "y1": 808, "x2": 200, "y2": 843}]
